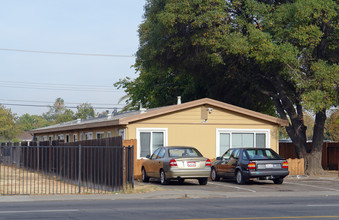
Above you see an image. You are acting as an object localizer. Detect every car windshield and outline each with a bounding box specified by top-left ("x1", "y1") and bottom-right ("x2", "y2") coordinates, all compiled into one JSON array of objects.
[
  {"x1": 246, "y1": 149, "x2": 282, "y2": 160},
  {"x1": 168, "y1": 148, "x2": 203, "y2": 157}
]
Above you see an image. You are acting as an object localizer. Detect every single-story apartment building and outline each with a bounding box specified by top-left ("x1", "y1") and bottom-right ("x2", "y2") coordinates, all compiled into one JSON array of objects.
[{"x1": 31, "y1": 98, "x2": 288, "y2": 160}]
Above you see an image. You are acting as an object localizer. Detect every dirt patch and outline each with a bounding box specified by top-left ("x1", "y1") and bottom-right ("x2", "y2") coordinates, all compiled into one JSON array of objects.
[
  {"x1": 309, "y1": 170, "x2": 339, "y2": 179},
  {"x1": 0, "y1": 165, "x2": 111, "y2": 195}
]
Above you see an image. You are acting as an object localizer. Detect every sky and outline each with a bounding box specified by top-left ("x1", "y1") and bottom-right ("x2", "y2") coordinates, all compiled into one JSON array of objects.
[{"x1": 0, "y1": 0, "x2": 145, "y2": 116}]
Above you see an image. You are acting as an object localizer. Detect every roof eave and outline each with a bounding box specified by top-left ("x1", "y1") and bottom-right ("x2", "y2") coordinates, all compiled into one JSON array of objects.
[
  {"x1": 120, "y1": 98, "x2": 289, "y2": 126},
  {"x1": 32, "y1": 119, "x2": 121, "y2": 135}
]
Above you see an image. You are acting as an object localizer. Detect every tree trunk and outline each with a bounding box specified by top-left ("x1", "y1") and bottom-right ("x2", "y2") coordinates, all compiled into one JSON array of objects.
[
  {"x1": 304, "y1": 109, "x2": 327, "y2": 175},
  {"x1": 304, "y1": 150, "x2": 324, "y2": 175}
]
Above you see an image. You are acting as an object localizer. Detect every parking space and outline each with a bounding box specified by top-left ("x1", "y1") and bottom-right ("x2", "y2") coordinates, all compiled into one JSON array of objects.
[{"x1": 143, "y1": 176, "x2": 339, "y2": 194}]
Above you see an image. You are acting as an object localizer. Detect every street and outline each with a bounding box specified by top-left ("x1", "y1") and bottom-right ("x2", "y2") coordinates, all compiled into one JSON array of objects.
[
  {"x1": 0, "y1": 196, "x2": 339, "y2": 220},
  {"x1": 0, "y1": 175, "x2": 338, "y2": 220}
]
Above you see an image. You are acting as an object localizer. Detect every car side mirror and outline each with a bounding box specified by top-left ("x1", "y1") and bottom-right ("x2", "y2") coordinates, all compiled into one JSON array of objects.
[
  {"x1": 216, "y1": 157, "x2": 222, "y2": 160},
  {"x1": 146, "y1": 155, "x2": 150, "y2": 159}
]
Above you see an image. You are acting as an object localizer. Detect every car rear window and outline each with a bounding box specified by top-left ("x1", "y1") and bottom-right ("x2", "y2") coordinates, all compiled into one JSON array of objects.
[
  {"x1": 246, "y1": 149, "x2": 282, "y2": 160},
  {"x1": 168, "y1": 148, "x2": 203, "y2": 157}
]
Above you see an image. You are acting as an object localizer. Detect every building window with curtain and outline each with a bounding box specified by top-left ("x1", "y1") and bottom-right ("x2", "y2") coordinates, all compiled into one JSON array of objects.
[
  {"x1": 137, "y1": 128, "x2": 168, "y2": 158},
  {"x1": 217, "y1": 129, "x2": 270, "y2": 157}
]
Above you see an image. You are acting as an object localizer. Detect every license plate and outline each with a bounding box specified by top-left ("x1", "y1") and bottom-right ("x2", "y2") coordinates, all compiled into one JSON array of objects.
[
  {"x1": 187, "y1": 162, "x2": 196, "y2": 167},
  {"x1": 266, "y1": 164, "x2": 274, "y2": 168}
]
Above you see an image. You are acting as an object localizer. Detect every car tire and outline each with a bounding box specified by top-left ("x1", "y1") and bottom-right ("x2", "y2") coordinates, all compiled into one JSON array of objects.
[
  {"x1": 236, "y1": 170, "x2": 245, "y2": 185},
  {"x1": 160, "y1": 170, "x2": 168, "y2": 185},
  {"x1": 211, "y1": 168, "x2": 220, "y2": 181},
  {"x1": 198, "y1": 178, "x2": 208, "y2": 185},
  {"x1": 142, "y1": 168, "x2": 149, "y2": 182},
  {"x1": 273, "y1": 178, "x2": 284, "y2": 184}
]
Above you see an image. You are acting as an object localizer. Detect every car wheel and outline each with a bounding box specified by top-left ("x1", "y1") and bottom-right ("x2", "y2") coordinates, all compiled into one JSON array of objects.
[
  {"x1": 273, "y1": 178, "x2": 284, "y2": 184},
  {"x1": 211, "y1": 168, "x2": 220, "y2": 181},
  {"x1": 142, "y1": 168, "x2": 149, "y2": 182},
  {"x1": 236, "y1": 170, "x2": 245, "y2": 185},
  {"x1": 160, "y1": 170, "x2": 168, "y2": 185},
  {"x1": 198, "y1": 178, "x2": 208, "y2": 185}
]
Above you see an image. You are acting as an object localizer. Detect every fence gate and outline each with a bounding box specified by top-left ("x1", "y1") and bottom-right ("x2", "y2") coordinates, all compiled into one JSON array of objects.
[{"x1": 0, "y1": 138, "x2": 134, "y2": 195}]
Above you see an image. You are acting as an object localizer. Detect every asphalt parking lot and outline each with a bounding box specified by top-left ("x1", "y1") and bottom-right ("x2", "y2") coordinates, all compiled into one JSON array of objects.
[{"x1": 144, "y1": 174, "x2": 339, "y2": 194}]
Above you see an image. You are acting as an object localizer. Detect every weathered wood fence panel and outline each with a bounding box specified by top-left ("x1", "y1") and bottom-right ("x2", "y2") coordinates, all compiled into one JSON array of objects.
[
  {"x1": 279, "y1": 142, "x2": 339, "y2": 170},
  {"x1": 287, "y1": 158, "x2": 305, "y2": 175}
]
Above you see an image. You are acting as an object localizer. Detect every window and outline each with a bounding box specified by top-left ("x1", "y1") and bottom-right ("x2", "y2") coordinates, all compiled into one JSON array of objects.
[
  {"x1": 65, "y1": 134, "x2": 70, "y2": 143},
  {"x1": 118, "y1": 129, "x2": 125, "y2": 140},
  {"x1": 73, "y1": 134, "x2": 78, "y2": 142},
  {"x1": 150, "y1": 148, "x2": 161, "y2": 160},
  {"x1": 59, "y1": 134, "x2": 64, "y2": 140},
  {"x1": 96, "y1": 132, "x2": 104, "y2": 139},
  {"x1": 43, "y1": 136, "x2": 48, "y2": 141},
  {"x1": 216, "y1": 129, "x2": 270, "y2": 157},
  {"x1": 136, "y1": 128, "x2": 168, "y2": 159},
  {"x1": 85, "y1": 132, "x2": 93, "y2": 140},
  {"x1": 107, "y1": 132, "x2": 111, "y2": 138},
  {"x1": 157, "y1": 148, "x2": 166, "y2": 159},
  {"x1": 220, "y1": 133, "x2": 230, "y2": 154}
]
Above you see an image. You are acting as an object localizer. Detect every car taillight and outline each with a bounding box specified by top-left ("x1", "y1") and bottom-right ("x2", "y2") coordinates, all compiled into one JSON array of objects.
[
  {"x1": 282, "y1": 161, "x2": 288, "y2": 169},
  {"x1": 169, "y1": 159, "x2": 177, "y2": 167},
  {"x1": 248, "y1": 162, "x2": 256, "y2": 170},
  {"x1": 205, "y1": 159, "x2": 211, "y2": 167}
]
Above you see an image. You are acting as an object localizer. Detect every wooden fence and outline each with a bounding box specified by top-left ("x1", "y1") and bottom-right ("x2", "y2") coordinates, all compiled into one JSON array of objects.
[{"x1": 279, "y1": 142, "x2": 339, "y2": 170}]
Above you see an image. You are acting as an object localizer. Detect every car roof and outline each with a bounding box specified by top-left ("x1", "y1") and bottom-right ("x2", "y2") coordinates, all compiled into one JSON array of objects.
[
  {"x1": 230, "y1": 148, "x2": 273, "y2": 150},
  {"x1": 162, "y1": 146, "x2": 195, "y2": 149}
]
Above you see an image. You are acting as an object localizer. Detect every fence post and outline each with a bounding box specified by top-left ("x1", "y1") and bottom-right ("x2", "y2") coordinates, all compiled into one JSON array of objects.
[
  {"x1": 78, "y1": 144, "x2": 82, "y2": 194},
  {"x1": 131, "y1": 145, "x2": 134, "y2": 188}
]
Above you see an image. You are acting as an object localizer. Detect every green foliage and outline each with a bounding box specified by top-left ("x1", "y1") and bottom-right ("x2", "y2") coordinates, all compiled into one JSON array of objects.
[
  {"x1": 0, "y1": 105, "x2": 20, "y2": 141},
  {"x1": 301, "y1": 61, "x2": 338, "y2": 112},
  {"x1": 43, "y1": 97, "x2": 66, "y2": 121},
  {"x1": 117, "y1": 0, "x2": 338, "y2": 169},
  {"x1": 324, "y1": 109, "x2": 339, "y2": 141},
  {"x1": 17, "y1": 114, "x2": 51, "y2": 131},
  {"x1": 75, "y1": 103, "x2": 95, "y2": 119},
  {"x1": 55, "y1": 109, "x2": 75, "y2": 124}
]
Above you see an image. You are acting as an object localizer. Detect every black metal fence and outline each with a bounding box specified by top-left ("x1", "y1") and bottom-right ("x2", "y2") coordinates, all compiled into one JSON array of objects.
[{"x1": 0, "y1": 137, "x2": 134, "y2": 195}]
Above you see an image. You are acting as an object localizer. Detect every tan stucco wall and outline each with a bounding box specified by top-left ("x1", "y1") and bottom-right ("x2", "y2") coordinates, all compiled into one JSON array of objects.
[
  {"x1": 126, "y1": 105, "x2": 280, "y2": 160},
  {"x1": 34, "y1": 105, "x2": 281, "y2": 159}
]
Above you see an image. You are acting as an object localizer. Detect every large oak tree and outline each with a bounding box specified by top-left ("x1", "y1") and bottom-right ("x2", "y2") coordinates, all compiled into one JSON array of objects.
[{"x1": 116, "y1": 0, "x2": 338, "y2": 174}]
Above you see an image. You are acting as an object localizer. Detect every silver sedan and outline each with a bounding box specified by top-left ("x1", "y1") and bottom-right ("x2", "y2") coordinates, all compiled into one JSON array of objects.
[{"x1": 141, "y1": 146, "x2": 211, "y2": 185}]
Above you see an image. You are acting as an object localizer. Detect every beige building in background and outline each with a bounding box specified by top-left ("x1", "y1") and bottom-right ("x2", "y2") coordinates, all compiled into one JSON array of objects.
[{"x1": 32, "y1": 98, "x2": 288, "y2": 160}]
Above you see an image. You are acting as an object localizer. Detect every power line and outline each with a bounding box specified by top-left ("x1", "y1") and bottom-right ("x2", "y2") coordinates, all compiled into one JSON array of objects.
[
  {"x1": 0, "y1": 48, "x2": 135, "y2": 58},
  {"x1": 0, "y1": 80, "x2": 116, "y2": 88},
  {"x1": 0, "y1": 103, "x2": 122, "y2": 110},
  {"x1": 0, "y1": 80, "x2": 125, "y2": 92},
  {"x1": 0, "y1": 84, "x2": 119, "y2": 93},
  {"x1": 0, "y1": 99, "x2": 125, "y2": 106}
]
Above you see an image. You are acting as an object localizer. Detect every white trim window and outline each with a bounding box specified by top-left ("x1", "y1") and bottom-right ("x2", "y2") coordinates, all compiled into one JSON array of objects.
[
  {"x1": 118, "y1": 129, "x2": 125, "y2": 140},
  {"x1": 216, "y1": 129, "x2": 270, "y2": 157},
  {"x1": 107, "y1": 132, "x2": 111, "y2": 138},
  {"x1": 96, "y1": 132, "x2": 104, "y2": 139},
  {"x1": 85, "y1": 132, "x2": 93, "y2": 140},
  {"x1": 59, "y1": 134, "x2": 64, "y2": 141},
  {"x1": 73, "y1": 134, "x2": 78, "y2": 142},
  {"x1": 136, "y1": 128, "x2": 168, "y2": 159}
]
